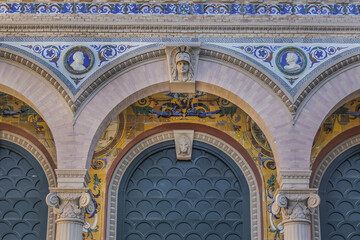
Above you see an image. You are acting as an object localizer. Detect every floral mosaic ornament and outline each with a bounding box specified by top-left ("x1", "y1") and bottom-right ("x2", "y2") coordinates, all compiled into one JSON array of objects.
[
  {"x1": 90, "y1": 44, "x2": 138, "y2": 67},
  {"x1": 21, "y1": 44, "x2": 70, "y2": 68},
  {"x1": 276, "y1": 47, "x2": 307, "y2": 76},
  {"x1": 301, "y1": 46, "x2": 347, "y2": 68},
  {"x1": 64, "y1": 46, "x2": 94, "y2": 75}
]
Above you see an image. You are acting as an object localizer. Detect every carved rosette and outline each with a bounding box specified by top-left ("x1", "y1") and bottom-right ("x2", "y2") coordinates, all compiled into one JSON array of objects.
[
  {"x1": 46, "y1": 190, "x2": 95, "y2": 222},
  {"x1": 272, "y1": 190, "x2": 320, "y2": 223}
]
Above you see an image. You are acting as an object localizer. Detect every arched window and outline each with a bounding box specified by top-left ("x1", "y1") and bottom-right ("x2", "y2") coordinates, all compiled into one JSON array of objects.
[
  {"x1": 0, "y1": 140, "x2": 49, "y2": 240},
  {"x1": 117, "y1": 140, "x2": 251, "y2": 240},
  {"x1": 319, "y1": 145, "x2": 360, "y2": 240}
]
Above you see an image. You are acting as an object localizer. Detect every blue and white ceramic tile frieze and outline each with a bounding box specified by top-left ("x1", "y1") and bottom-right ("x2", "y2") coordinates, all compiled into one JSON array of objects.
[
  {"x1": 8, "y1": 42, "x2": 150, "y2": 94},
  {"x1": 1, "y1": 3, "x2": 360, "y2": 15},
  {"x1": 225, "y1": 43, "x2": 354, "y2": 95}
]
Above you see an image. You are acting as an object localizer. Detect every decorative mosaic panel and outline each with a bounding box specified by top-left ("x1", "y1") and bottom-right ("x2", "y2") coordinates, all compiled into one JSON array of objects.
[
  {"x1": 0, "y1": 92, "x2": 56, "y2": 163},
  {"x1": 1, "y1": 3, "x2": 360, "y2": 15},
  {"x1": 85, "y1": 92, "x2": 282, "y2": 240},
  {"x1": 312, "y1": 96, "x2": 360, "y2": 166}
]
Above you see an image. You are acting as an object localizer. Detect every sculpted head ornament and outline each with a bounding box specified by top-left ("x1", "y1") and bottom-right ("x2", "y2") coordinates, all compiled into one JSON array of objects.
[
  {"x1": 175, "y1": 52, "x2": 191, "y2": 64},
  {"x1": 178, "y1": 135, "x2": 191, "y2": 155}
]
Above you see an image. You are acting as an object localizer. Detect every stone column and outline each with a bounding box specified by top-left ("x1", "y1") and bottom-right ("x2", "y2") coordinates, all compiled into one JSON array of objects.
[
  {"x1": 46, "y1": 170, "x2": 95, "y2": 240},
  {"x1": 272, "y1": 189, "x2": 320, "y2": 240}
]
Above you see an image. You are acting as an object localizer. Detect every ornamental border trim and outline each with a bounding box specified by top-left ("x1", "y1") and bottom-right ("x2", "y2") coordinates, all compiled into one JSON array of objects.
[
  {"x1": 0, "y1": 130, "x2": 56, "y2": 240},
  {"x1": 1, "y1": 3, "x2": 360, "y2": 16},
  {"x1": 107, "y1": 131, "x2": 261, "y2": 240},
  {"x1": 311, "y1": 134, "x2": 360, "y2": 240}
]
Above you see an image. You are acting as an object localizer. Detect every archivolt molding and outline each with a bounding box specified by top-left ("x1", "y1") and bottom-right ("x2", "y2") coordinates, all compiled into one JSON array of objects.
[
  {"x1": 0, "y1": 48, "x2": 74, "y2": 111},
  {"x1": 199, "y1": 47, "x2": 293, "y2": 112},
  {"x1": 73, "y1": 48, "x2": 165, "y2": 113},
  {"x1": 107, "y1": 131, "x2": 261, "y2": 240},
  {"x1": 294, "y1": 53, "x2": 360, "y2": 118},
  {"x1": 0, "y1": 130, "x2": 56, "y2": 240},
  {"x1": 75, "y1": 46, "x2": 292, "y2": 116},
  {"x1": 311, "y1": 134, "x2": 360, "y2": 240}
]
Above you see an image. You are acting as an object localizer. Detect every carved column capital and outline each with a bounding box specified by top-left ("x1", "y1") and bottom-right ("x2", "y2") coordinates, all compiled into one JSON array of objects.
[
  {"x1": 272, "y1": 189, "x2": 320, "y2": 224},
  {"x1": 46, "y1": 188, "x2": 95, "y2": 223}
]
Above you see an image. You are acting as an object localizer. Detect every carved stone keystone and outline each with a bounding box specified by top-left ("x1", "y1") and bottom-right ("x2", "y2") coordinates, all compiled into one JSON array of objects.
[
  {"x1": 166, "y1": 44, "x2": 200, "y2": 93},
  {"x1": 174, "y1": 130, "x2": 194, "y2": 160}
]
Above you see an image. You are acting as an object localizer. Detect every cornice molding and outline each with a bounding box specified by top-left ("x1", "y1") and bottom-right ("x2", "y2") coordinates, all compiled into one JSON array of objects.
[{"x1": 2, "y1": 24, "x2": 360, "y2": 38}]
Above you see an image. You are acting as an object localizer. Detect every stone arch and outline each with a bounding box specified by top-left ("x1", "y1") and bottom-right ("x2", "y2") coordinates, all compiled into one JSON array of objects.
[
  {"x1": 0, "y1": 60, "x2": 75, "y2": 168},
  {"x1": 293, "y1": 50, "x2": 360, "y2": 116},
  {"x1": 73, "y1": 45, "x2": 292, "y2": 114},
  {"x1": 288, "y1": 65, "x2": 360, "y2": 171},
  {"x1": 107, "y1": 130, "x2": 262, "y2": 240},
  {"x1": 0, "y1": 47, "x2": 74, "y2": 109},
  {"x1": 311, "y1": 134, "x2": 360, "y2": 240},
  {"x1": 0, "y1": 128, "x2": 57, "y2": 240},
  {"x1": 75, "y1": 59, "x2": 289, "y2": 173}
]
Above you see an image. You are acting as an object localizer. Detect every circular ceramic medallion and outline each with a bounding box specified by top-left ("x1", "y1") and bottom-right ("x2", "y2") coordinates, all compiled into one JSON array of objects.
[
  {"x1": 64, "y1": 46, "x2": 94, "y2": 75},
  {"x1": 276, "y1": 47, "x2": 307, "y2": 75}
]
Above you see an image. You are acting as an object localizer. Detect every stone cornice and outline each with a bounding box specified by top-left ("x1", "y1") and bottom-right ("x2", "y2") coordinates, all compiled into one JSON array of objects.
[{"x1": 2, "y1": 23, "x2": 360, "y2": 38}]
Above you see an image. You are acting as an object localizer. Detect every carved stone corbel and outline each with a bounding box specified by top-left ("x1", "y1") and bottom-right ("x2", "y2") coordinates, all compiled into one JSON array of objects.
[
  {"x1": 165, "y1": 44, "x2": 200, "y2": 93},
  {"x1": 272, "y1": 189, "x2": 320, "y2": 223}
]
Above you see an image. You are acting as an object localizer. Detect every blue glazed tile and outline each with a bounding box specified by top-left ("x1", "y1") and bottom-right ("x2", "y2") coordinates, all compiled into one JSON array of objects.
[
  {"x1": 0, "y1": 3, "x2": 360, "y2": 15},
  {"x1": 76, "y1": 3, "x2": 88, "y2": 14},
  {"x1": 112, "y1": 4, "x2": 126, "y2": 14},
  {"x1": 346, "y1": 4, "x2": 359, "y2": 15},
  {"x1": 176, "y1": 4, "x2": 191, "y2": 15}
]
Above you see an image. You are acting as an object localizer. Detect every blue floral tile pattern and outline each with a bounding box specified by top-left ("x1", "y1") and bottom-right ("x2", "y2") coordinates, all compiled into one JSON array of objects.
[{"x1": 1, "y1": 3, "x2": 360, "y2": 15}]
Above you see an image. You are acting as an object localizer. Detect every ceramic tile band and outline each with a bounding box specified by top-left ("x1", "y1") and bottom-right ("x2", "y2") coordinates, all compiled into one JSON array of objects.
[{"x1": 1, "y1": 3, "x2": 360, "y2": 16}]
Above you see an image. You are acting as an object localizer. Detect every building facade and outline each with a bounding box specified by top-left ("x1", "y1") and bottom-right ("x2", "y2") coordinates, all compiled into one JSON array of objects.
[{"x1": 0, "y1": 1, "x2": 360, "y2": 240}]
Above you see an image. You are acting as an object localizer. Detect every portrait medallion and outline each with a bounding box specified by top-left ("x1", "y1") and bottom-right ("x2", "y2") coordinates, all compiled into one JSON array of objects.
[
  {"x1": 276, "y1": 47, "x2": 307, "y2": 75},
  {"x1": 64, "y1": 46, "x2": 94, "y2": 75}
]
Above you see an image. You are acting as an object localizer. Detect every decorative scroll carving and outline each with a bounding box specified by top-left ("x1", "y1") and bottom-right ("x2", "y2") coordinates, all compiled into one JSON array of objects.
[
  {"x1": 46, "y1": 190, "x2": 95, "y2": 222},
  {"x1": 272, "y1": 190, "x2": 320, "y2": 223}
]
